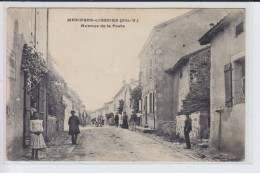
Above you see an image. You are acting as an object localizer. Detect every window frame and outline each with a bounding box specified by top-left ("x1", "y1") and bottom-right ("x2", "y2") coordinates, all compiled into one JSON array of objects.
[
  {"x1": 235, "y1": 22, "x2": 244, "y2": 37},
  {"x1": 231, "y1": 51, "x2": 246, "y2": 106}
]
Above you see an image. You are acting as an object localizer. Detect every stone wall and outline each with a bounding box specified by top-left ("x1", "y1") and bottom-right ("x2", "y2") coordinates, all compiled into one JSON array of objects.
[
  {"x1": 47, "y1": 116, "x2": 58, "y2": 138},
  {"x1": 181, "y1": 47, "x2": 211, "y2": 115},
  {"x1": 176, "y1": 111, "x2": 209, "y2": 142}
]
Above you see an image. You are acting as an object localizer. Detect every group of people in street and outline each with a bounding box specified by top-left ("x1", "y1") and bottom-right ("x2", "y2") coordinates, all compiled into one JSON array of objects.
[
  {"x1": 28, "y1": 102, "x2": 192, "y2": 161},
  {"x1": 107, "y1": 111, "x2": 137, "y2": 130}
]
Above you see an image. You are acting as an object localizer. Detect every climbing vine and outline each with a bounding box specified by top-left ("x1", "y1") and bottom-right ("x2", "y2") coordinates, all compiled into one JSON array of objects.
[
  {"x1": 181, "y1": 48, "x2": 210, "y2": 115},
  {"x1": 21, "y1": 44, "x2": 48, "y2": 94}
]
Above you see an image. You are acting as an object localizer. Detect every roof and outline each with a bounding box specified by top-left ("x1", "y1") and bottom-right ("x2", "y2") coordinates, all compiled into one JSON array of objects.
[
  {"x1": 105, "y1": 100, "x2": 113, "y2": 104},
  {"x1": 199, "y1": 11, "x2": 244, "y2": 45},
  {"x1": 166, "y1": 46, "x2": 210, "y2": 74},
  {"x1": 138, "y1": 9, "x2": 199, "y2": 58},
  {"x1": 113, "y1": 85, "x2": 126, "y2": 99}
]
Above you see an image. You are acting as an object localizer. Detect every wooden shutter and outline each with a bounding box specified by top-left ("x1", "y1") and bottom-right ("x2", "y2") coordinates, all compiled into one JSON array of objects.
[
  {"x1": 153, "y1": 92, "x2": 155, "y2": 113},
  {"x1": 224, "y1": 63, "x2": 233, "y2": 107},
  {"x1": 147, "y1": 94, "x2": 150, "y2": 114},
  {"x1": 39, "y1": 80, "x2": 47, "y2": 137}
]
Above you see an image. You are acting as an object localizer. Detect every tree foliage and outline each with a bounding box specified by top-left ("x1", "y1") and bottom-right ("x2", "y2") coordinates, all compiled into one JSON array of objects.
[
  {"x1": 130, "y1": 84, "x2": 142, "y2": 113},
  {"x1": 21, "y1": 44, "x2": 48, "y2": 94},
  {"x1": 105, "y1": 113, "x2": 114, "y2": 119},
  {"x1": 46, "y1": 56, "x2": 84, "y2": 120},
  {"x1": 181, "y1": 53, "x2": 210, "y2": 115},
  {"x1": 117, "y1": 99, "x2": 124, "y2": 115}
]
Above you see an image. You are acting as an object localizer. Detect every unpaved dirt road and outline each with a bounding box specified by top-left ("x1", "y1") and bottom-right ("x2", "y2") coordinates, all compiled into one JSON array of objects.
[{"x1": 46, "y1": 126, "x2": 194, "y2": 162}]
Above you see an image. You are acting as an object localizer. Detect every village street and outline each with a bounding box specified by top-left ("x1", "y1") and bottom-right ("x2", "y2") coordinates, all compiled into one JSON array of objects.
[
  {"x1": 19, "y1": 126, "x2": 241, "y2": 162},
  {"x1": 20, "y1": 126, "x2": 193, "y2": 162}
]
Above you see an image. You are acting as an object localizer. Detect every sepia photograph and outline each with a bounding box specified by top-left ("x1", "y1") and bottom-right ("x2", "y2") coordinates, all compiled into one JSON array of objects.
[{"x1": 5, "y1": 7, "x2": 245, "y2": 162}]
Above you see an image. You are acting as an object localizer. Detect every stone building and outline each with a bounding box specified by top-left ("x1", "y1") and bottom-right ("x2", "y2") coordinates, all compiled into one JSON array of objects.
[
  {"x1": 199, "y1": 10, "x2": 245, "y2": 156},
  {"x1": 112, "y1": 79, "x2": 138, "y2": 117},
  {"x1": 123, "y1": 79, "x2": 139, "y2": 117},
  {"x1": 138, "y1": 9, "x2": 230, "y2": 130},
  {"x1": 166, "y1": 46, "x2": 211, "y2": 142},
  {"x1": 106, "y1": 100, "x2": 114, "y2": 114},
  {"x1": 6, "y1": 8, "x2": 49, "y2": 160}
]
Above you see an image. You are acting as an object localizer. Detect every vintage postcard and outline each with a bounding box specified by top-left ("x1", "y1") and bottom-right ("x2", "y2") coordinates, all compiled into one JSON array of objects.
[{"x1": 5, "y1": 7, "x2": 246, "y2": 162}]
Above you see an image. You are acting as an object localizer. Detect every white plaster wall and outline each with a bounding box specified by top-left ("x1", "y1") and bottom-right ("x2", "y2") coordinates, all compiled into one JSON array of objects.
[{"x1": 210, "y1": 11, "x2": 245, "y2": 155}]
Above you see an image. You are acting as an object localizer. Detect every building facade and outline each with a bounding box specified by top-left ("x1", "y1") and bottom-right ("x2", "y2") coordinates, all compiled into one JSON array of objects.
[
  {"x1": 6, "y1": 8, "x2": 49, "y2": 160},
  {"x1": 166, "y1": 46, "x2": 211, "y2": 141},
  {"x1": 138, "y1": 9, "x2": 230, "y2": 130},
  {"x1": 199, "y1": 10, "x2": 245, "y2": 155}
]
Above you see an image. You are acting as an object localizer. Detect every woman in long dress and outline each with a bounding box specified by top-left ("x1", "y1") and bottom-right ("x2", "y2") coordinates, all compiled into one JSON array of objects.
[{"x1": 121, "y1": 112, "x2": 129, "y2": 129}]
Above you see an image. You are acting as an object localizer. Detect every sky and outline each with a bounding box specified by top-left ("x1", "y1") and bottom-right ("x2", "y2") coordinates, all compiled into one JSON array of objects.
[{"x1": 48, "y1": 8, "x2": 191, "y2": 111}]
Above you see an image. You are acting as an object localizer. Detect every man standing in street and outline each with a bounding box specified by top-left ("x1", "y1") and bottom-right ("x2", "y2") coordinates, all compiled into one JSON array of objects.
[
  {"x1": 68, "y1": 110, "x2": 80, "y2": 145},
  {"x1": 115, "y1": 112, "x2": 119, "y2": 127},
  {"x1": 184, "y1": 113, "x2": 192, "y2": 149},
  {"x1": 130, "y1": 111, "x2": 137, "y2": 131}
]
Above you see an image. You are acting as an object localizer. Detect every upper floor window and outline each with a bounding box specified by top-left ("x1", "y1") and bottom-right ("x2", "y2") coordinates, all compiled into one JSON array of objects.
[
  {"x1": 150, "y1": 59, "x2": 153, "y2": 79},
  {"x1": 236, "y1": 22, "x2": 244, "y2": 37},
  {"x1": 179, "y1": 68, "x2": 183, "y2": 79}
]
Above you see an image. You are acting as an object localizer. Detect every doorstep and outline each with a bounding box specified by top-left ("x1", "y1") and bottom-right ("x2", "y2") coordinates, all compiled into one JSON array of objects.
[{"x1": 135, "y1": 126, "x2": 154, "y2": 134}]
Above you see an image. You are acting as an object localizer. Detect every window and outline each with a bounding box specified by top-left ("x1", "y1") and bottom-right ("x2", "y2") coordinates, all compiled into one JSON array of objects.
[
  {"x1": 236, "y1": 22, "x2": 244, "y2": 37},
  {"x1": 149, "y1": 93, "x2": 153, "y2": 114},
  {"x1": 150, "y1": 59, "x2": 153, "y2": 79},
  {"x1": 233, "y1": 57, "x2": 245, "y2": 104},
  {"x1": 224, "y1": 56, "x2": 245, "y2": 107},
  {"x1": 179, "y1": 68, "x2": 183, "y2": 79}
]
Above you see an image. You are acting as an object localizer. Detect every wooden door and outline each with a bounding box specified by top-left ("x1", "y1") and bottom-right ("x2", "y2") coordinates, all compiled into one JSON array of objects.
[
  {"x1": 23, "y1": 74, "x2": 31, "y2": 147},
  {"x1": 38, "y1": 79, "x2": 47, "y2": 138}
]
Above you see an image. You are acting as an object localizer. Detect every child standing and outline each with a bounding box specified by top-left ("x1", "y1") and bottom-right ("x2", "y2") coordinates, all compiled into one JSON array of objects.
[{"x1": 30, "y1": 112, "x2": 46, "y2": 160}]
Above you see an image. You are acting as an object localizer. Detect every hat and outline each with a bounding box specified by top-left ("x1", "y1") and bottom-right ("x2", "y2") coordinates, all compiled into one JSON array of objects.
[{"x1": 71, "y1": 110, "x2": 75, "y2": 113}]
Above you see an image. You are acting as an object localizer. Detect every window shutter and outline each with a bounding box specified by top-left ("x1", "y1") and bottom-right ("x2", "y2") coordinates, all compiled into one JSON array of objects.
[
  {"x1": 149, "y1": 93, "x2": 152, "y2": 114},
  {"x1": 152, "y1": 92, "x2": 155, "y2": 114},
  {"x1": 224, "y1": 63, "x2": 233, "y2": 107},
  {"x1": 147, "y1": 94, "x2": 150, "y2": 114}
]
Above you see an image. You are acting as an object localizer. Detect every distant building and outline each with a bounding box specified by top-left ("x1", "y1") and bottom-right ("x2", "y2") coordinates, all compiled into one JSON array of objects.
[
  {"x1": 199, "y1": 10, "x2": 245, "y2": 155},
  {"x1": 92, "y1": 79, "x2": 138, "y2": 124},
  {"x1": 112, "y1": 79, "x2": 138, "y2": 116},
  {"x1": 138, "y1": 9, "x2": 230, "y2": 130},
  {"x1": 106, "y1": 100, "x2": 114, "y2": 114}
]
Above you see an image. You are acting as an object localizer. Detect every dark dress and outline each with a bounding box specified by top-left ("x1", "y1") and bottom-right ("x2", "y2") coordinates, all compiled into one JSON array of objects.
[
  {"x1": 121, "y1": 115, "x2": 129, "y2": 129},
  {"x1": 115, "y1": 115, "x2": 119, "y2": 126},
  {"x1": 68, "y1": 115, "x2": 80, "y2": 135}
]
